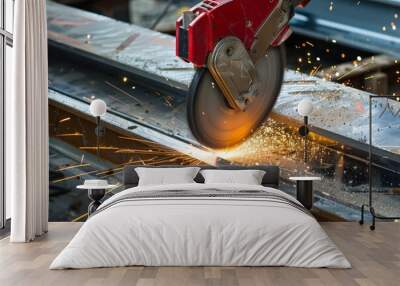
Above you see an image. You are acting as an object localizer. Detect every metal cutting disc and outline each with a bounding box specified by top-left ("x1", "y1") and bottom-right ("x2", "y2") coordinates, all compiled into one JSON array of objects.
[{"x1": 187, "y1": 46, "x2": 285, "y2": 149}]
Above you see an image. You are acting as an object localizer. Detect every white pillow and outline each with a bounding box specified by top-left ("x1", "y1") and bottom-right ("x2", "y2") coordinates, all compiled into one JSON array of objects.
[
  {"x1": 135, "y1": 167, "x2": 200, "y2": 186},
  {"x1": 200, "y1": 169, "x2": 266, "y2": 185}
]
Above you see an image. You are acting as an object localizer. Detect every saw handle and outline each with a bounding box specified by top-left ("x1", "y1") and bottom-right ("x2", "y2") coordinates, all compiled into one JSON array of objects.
[{"x1": 295, "y1": 0, "x2": 311, "y2": 8}]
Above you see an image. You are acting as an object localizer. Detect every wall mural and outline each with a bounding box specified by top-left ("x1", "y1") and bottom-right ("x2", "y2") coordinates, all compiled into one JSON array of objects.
[{"x1": 48, "y1": 1, "x2": 400, "y2": 222}]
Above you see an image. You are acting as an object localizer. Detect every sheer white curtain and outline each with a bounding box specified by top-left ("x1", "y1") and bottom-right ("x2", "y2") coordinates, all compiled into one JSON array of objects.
[{"x1": 7, "y1": 0, "x2": 49, "y2": 242}]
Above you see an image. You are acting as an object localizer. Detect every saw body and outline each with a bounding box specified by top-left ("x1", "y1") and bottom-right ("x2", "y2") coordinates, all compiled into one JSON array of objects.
[{"x1": 177, "y1": 0, "x2": 309, "y2": 148}]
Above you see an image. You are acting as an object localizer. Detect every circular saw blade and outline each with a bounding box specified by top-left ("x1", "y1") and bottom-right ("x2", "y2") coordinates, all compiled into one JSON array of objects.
[{"x1": 187, "y1": 46, "x2": 285, "y2": 149}]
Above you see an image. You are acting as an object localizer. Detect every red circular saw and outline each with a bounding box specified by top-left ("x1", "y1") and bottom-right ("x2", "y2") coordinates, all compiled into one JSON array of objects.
[{"x1": 176, "y1": 0, "x2": 310, "y2": 148}]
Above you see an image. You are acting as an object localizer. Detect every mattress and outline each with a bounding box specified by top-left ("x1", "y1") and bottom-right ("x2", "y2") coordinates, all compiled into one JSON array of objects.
[{"x1": 50, "y1": 183, "x2": 351, "y2": 269}]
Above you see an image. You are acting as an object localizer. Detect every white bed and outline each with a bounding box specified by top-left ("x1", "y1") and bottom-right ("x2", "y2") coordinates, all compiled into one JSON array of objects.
[{"x1": 50, "y1": 182, "x2": 351, "y2": 269}]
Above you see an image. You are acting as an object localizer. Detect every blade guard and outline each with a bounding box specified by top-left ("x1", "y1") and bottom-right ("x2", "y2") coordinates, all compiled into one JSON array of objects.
[{"x1": 176, "y1": 0, "x2": 306, "y2": 67}]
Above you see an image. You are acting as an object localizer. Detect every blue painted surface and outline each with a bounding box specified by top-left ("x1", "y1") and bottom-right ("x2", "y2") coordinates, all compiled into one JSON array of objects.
[{"x1": 292, "y1": 0, "x2": 400, "y2": 57}]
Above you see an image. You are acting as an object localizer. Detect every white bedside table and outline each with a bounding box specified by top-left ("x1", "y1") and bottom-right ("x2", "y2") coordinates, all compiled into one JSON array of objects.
[
  {"x1": 289, "y1": 177, "x2": 321, "y2": 210},
  {"x1": 77, "y1": 180, "x2": 117, "y2": 216}
]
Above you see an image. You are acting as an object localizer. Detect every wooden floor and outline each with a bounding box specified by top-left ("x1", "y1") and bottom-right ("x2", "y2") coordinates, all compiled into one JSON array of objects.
[{"x1": 0, "y1": 222, "x2": 399, "y2": 286}]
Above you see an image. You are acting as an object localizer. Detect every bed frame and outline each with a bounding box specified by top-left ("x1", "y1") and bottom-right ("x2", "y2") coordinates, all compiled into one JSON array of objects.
[{"x1": 122, "y1": 165, "x2": 280, "y2": 189}]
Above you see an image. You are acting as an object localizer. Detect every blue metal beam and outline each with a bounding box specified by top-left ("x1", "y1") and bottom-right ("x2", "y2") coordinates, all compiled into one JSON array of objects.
[{"x1": 292, "y1": 0, "x2": 400, "y2": 58}]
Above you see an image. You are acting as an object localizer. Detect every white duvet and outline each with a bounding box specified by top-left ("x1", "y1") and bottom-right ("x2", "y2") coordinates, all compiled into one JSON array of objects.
[{"x1": 50, "y1": 183, "x2": 351, "y2": 269}]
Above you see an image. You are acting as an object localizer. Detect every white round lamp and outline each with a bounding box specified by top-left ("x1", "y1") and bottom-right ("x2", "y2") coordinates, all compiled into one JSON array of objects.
[
  {"x1": 297, "y1": 99, "x2": 313, "y2": 164},
  {"x1": 89, "y1": 99, "x2": 107, "y2": 156},
  {"x1": 90, "y1": 99, "x2": 107, "y2": 117},
  {"x1": 297, "y1": 99, "x2": 314, "y2": 117}
]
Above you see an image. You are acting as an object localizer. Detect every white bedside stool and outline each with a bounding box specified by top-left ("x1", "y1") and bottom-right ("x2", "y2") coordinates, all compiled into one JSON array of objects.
[{"x1": 77, "y1": 180, "x2": 117, "y2": 216}]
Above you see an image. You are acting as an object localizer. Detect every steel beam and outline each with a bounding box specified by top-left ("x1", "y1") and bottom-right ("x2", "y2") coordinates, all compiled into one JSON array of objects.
[{"x1": 292, "y1": 0, "x2": 400, "y2": 58}]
